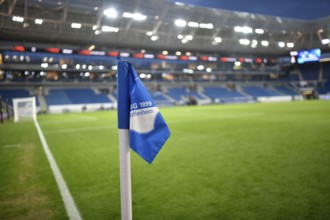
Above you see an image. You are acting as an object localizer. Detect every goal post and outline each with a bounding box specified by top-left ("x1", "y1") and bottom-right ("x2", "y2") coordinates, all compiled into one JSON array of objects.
[{"x1": 13, "y1": 97, "x2": 37, "y2": 123}]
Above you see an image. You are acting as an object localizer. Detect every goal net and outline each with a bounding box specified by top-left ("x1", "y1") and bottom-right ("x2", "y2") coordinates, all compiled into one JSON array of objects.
[{"x1": 13, "y1": 97, "x2": 37, "y2": 123}]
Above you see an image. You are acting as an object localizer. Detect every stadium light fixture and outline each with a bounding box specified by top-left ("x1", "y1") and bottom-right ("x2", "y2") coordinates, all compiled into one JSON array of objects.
[
  {"x1": 41, "y1": 63, "x2": 48, "y2": 68},
  {"x1": 151, "y1": 35, "x2": 159, "y2": 41},
  {"x1": 322, "y1": 39, "x2": 330, "y2": 44},
  {"x1": 92, "y1": 25, "x2": 97, "y2": 30},
  {"x1": 239, "y1": 39, "x2": 250, "y2": 45},
  {"x1": 146, "y1": 31, "x2": 153, "y2": 36},
  {"x1": 95, "y1": 30, "x2": 101, "y2": 35},
  {"x1": 82, "y1": 64, "x2": 87, "y2": 69},
  {"x1": 188, "y1": 21, "x2": 199, "y2": 28},
  {"x1": 278, "y1": 42, "x2": 285, "y2": 48},
  {"x1": 162, "y1": 50, "x2": 168, "y2": 55},
  {"x1": 176, "y1": 51, "x2": 182, "y2": 56},
  {"x1": 99, "y1": 65, "x2": 104, "y2": 70},
  {"x1": 102, "y1": 26, "x2": 119, "y2": 32},
  {"x1": 199, "y1": 23, "x2": 213, "y2": 29},
  {"x1": 287, "y1": 42, "x2": 294, "y2": 48},
  {"x1": 197, "y1": 65, "x2": 204, "y2": 70},
  {"x1": 12, "y1": 16, "x2": 24, "y2": 22},
  {"x1": 123, "y1": 12, "x2": 147, "y2": 21},
  {"x1": 35, "y1": 19, "x2": 43, "y2": 25},
  {"x1": 181, "y1": 39, "x2": 188, "y2": 44},
  {"x1": 261, "y1": 40, "x2": 269, "y2": 46},
  {"x1": 255, "y1": 28, "x2": 264, "y2": 34},
  {"x1": 185, "y1": 35, "x2": 193, "y2": 41},
  {"x1": 206, "y1": 68, "x2": 212, "y2": 73},
  {"x1": 183, "y1": 69, "x2": 194, "y2": 74},
  {"x1": 290, "y1": 51, "x2": 298, "y2": 56},
  {"x1": 251, "y1": 40, "x2": 258, "y2": 48},
  {"x1": 75, "y1": 64, "x2": 80, "y2": 69},
  {"x1": 214, "y1": 37, "x2": 222, "y2": 43},
  {"x1": 103, "y1": 8, "x2": 118, "y2": 18},
  {"x1": 61, "y1": 64, "x2": 67, "y2": 69},
  {"x1": 235, "y1": 61, "x2": 241, "y2": 66},
  {"x1": 175, "y1": 19, "x2": 187, "y2": 27},
  {"x1": 234, "y1": 26, "x2": 253, "y2": 34},
  {"x1": 177, "y1": 34, "x2": 183, "y2": 39},
  {"x1": 71, "y1": 23, "x2": 81, "y2": 29}
]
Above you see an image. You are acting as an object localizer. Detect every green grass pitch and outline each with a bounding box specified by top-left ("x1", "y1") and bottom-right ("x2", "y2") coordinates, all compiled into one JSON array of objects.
[{"x1": 1, "y1": 101, "x2": 330, "y2": 220}]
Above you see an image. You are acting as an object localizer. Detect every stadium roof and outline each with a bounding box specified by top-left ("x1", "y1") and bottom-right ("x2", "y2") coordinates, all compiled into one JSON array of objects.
[{"x1": 0, "y1": 0, "x2": 329, "y2": 56}]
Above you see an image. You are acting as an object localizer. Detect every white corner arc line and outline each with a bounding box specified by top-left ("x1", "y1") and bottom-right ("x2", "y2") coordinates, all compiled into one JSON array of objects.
[{"x1": 34, "y1": 119, "x2": 82, "y2": 220}]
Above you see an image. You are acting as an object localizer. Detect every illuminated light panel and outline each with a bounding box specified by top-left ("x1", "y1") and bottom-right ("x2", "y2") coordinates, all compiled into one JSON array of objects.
[
  {"x1": 199, "y1": 23, "x2": 213, "y2": 29},
  {"x1": 35, "y1": 19, "x2": 43, "y2": 25},
  {"x1": 214, "y1": 37, "x2": 222, "y2": 43},
  {"x1": 239, "y1": 39, "x2": 250, "y2": 45},
  {"x1": 151, "y1": 35, "x2": 159, "y2": 41},
  {"x1": 234, "y1": 26, "x2": 253, "y2": 33},
  {"x1": 287, "y1": 42, "x2": 294, "y2": 48},
  {"x1": 261, "y1": 40, "x2": 269, "y2": 47},
  {"x1": 188, "y1": 21, "x2": 199, "y2": 27},
  {"x1": 71, "y1": 23, "x2": 82, "y2": 29},
  {"x1": 102, "y1": 26, "x2": 119, "y2": 32},
  {"x1": 255, "y1": 28, "x2": 264, "y2": 34},
  {"x1": 123, "y1": 12, "x2": 147, "y2": 21},
  {"x1": 12, "y1": 16, "x2": 24, "y2": 22},
  {"x1": 278, "y1": 42, "x2": 285, "y2": 47},
  {"x1": 322, "y1": 39, "x2": 330, "y2": 44},
  {"x1": 174, "y1": 19, "x2": 187, "y2": 27},
  {"x1": 103, "y1": 8, "x2": 118, "y2": 18}
]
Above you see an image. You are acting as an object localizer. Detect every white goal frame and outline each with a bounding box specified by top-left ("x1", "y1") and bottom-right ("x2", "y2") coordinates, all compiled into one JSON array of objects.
[{"x1": 13, "y1": 97, "x2": 37, "y2": 123}]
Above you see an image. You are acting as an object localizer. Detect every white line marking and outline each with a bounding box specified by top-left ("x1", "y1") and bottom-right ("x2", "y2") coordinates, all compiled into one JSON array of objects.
[
  {"x1": 2, "y1": 144, "x2": 21, "y2": 148},
  {"x1": 43, "y1": 125, "x2": 116, "y2": 134},
  {"x1": 34, "y1": 119, "x2": 82, "y2": 220}
]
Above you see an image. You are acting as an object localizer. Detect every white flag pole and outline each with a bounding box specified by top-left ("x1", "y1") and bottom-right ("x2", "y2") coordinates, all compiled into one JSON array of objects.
[
  {"x1": 119, "y1": 129, "x2": 132, "y2": 220},
  {"x1": 117, "y1": 60, "x2": 133, "y2": 220}
]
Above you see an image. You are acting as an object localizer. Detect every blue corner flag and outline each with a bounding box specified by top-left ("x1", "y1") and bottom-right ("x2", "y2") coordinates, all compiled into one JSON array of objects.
[{"x1": 117, "y1": 61, "x2": 170, "y2": 164}]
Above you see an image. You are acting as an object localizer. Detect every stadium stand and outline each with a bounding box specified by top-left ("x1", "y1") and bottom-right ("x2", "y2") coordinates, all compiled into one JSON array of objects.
[
  {"x1": 273, "y1": 86, "x2": 299, "y2": 96},
  {"x1": 45, "y1": 88, "x2": 111, "y2": 105},
  {"x1": 0, "y1": 88, "x2": 39, "y2": 106},
  {"x1": 242, "y1": 86, "x2": 283, "y2": 97}
]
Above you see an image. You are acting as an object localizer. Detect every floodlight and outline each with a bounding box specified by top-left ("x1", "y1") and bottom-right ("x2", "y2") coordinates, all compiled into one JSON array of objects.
[
  {"x1": 175, "y1": 19, "x2": 187, "y2": 27},
  {"x1": 103, "y1": 8, "x2": 118, "y2": 18}
]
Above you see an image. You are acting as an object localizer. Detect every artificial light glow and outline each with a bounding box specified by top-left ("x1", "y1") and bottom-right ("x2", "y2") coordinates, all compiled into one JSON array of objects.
[
  {"x1": 92, "y1": 25, "x2": 97, "y2": 30},
  {"x1": 75, "y1": 64, "x2": 80, "y2": 69},
  {"x1": 162, "y1": 50, "x2": 168, "y2": 55},
  {"x1": 185, "y1": 35, "x2": 193, "y2": 40},
  {"x1": 123, "y1": 12, "x2": 147, "y2": 21},
  {"x1": 235, "y1": 61, "x2": 241, "y2": 66},
  {"x1": 175, "y1": 19, "x2": 187, "y2": 27},
  {"x1": 183, "y1": 69, "x2": 194, "y2": 74},
  {"x1": 234, "y1": 26, "x2": 253, "y2": 33},
  {"x1": 151, "y1": 35, "x2": 159, "y2": 41},
  {"x1": 239, "y1": 39, "x2": 250, "y2": 45},
  {"x1": 255, "y1": 28, "x2": 264, "y2": 34},
  {"x1": 41, "y1": 63, "x2": 48, "y2": 68},
  {"x1": 251, "y1": 40, "x2": 258, "y2": 48},
  {"x1": 82, "y1": 64, "x2": 86, "y2": 69},
  {"x1": 188, "y1": 21, "x2": 199, "y2": 27},
  {"x1": 71, "y1": 23, "x2": 82, "y2": 29},
  {"x1": 290, "y1": 51, "x2": 298, "y2": 56},
  {"x1": 199, "y1": 23, "x2": 213, "y2": 29},
  {"x1": 146, "y1": 31, "x2": 153, "y2": 36},
  {"x1": 95, "y1": 30, "x2": 101, "y2": 35},
  {"x1": 214, "y1": 37, "x2": 222, "y2": 43},
  {"x1": 175, "y1": 51, "x2": 181, "y2": 56},
  {"x1": 99, "y1": 65, "x2": 104, "y2": 70},
  {"x1": 12, "y1": 16, "x2": 24, "y2": 22},
  {"x1": 206, "y1": 68, "x2": 212, "y2": 73},
  {"x1": 102, "y1": 26, "x2": 119, "y2": 32},
  {"x1": 322, "y1": 39, "x2": 330, "y2": 44},
  {"x1": 181, "y1": 39, "x2": 188, "y2": 44},
  {"x1": 197, "y1": 65, "x2": 204, "y2": 70},
  {"x1": 287, "y1": 42, "x2": 294, "y2": 48},
  {"x1": 88, "y1": 45, "x2": 95, "y2": 51},
  {"x1": 278, "y1": 42, "x2": 285, "y2": 47},
  {"x1": 177, "y1": 34, "x2": 183, "y2": 39},
  {"x1": 261, "y1": 40, "x2": 269, "y2": 46},
  {"x1": 140, "y1": 73, "x2": 146, "y2": 78},
  {"x1": 35, "y1": 19, "x2": 43, "y2": 24},
  {"x1": 103, "y1": 8, "x2": 118, "y2": 18},
  {"x1": 84, "y1": 72, "x2": 90, "y2": 77},
  {"x1": 61, "y1": 64, "x2": 67, "y2": 69},
  {"x1": 88, "y1": 65, "x2": 93, "y2": 70}
]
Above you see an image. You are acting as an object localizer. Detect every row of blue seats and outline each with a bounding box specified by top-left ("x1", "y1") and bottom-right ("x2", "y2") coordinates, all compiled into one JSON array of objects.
[
  {"x1": 0, "y1": 89, "x2": 40, "y2": 106},
  {"x1": 45, "y1": 89, "x2": 111, "y2": 105}
]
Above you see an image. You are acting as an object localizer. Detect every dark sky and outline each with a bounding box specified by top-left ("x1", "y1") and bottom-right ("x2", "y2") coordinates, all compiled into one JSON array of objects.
[{"x1": 168, "y1": 0, "x2": 330, "y2": 20}]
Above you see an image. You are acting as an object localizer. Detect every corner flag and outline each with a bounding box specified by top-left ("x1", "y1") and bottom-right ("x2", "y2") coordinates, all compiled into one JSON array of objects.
[{"x1": 117, "y1": 60, "x2": 170, "y2": 163}]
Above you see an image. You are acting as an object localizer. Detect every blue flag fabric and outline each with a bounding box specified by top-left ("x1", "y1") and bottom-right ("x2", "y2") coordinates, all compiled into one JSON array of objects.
[{"x1": 117, "y1": 61, "x2": 170, "y2": 164}]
